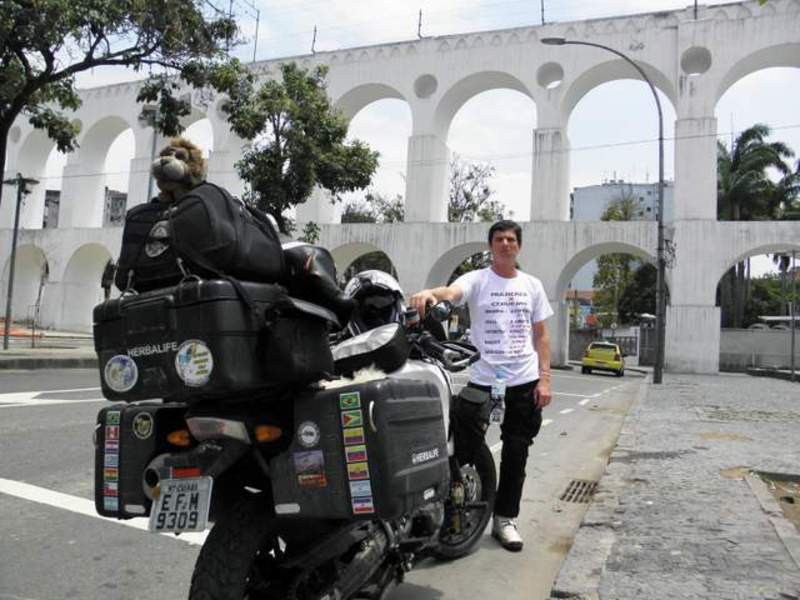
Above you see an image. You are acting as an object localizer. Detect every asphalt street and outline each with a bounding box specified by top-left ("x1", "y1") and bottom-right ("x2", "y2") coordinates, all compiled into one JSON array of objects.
[{"x1": 0, "y1": 368, "x2": 643, "y2": 600}]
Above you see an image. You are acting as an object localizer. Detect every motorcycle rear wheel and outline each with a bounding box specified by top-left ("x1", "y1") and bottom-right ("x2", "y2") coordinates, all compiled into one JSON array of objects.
[
  {"x1": 433, "y1": 442, "x2": 496, "y2": 560},
  {"x1": 189, "y1": 494, "x2": 287, "y2": 600}
]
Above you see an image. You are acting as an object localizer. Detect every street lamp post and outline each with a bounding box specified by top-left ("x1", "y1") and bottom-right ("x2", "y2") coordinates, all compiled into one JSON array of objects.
[
  {"x1": 2, "y1": 174, "x2": 40, "y2": 350},
  {"x1": 541, "y1": 37, "x2": 667, "y2": 383}
]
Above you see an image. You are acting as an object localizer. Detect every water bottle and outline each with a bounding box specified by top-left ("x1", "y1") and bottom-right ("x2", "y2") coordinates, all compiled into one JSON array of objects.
[{"x1": 490, "y1": 371, "x2": 506, "y2": 424}]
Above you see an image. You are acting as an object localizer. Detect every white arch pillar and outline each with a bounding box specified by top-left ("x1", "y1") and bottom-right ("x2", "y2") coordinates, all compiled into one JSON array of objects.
[
  {"x1": 674, "y1": 117, "x2": 717, "y2": 221},
  {"x1": 666, "y1": 304, "x2": 720, "y2": 373},
  {"x1": 404, "y1": 134, "x2": 449, "y2": 223},
  {"x1": 530, "y1": 127, "x2": 570, "y2": 222},
  {"x1": 58, "y1": 157, "x2": 104, "y2": 227}
]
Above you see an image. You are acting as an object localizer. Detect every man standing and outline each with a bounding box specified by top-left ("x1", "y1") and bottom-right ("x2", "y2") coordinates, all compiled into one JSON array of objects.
[{"x1": 409, "y1": 219, "x2": 553, "y2": 552}]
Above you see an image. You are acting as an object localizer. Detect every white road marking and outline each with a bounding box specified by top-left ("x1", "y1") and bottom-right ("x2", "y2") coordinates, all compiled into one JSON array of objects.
[
  {"x1": 0, "y1": 478, "x2": 207, "y2": 546},
  {"x1": 559, "y1": 408, "x2": 574, "y2": 415},
  {"x1": 554, "y1": 392, "x2": 591, "y2": 398},
  {"x1": 542, "y1": 418, "x2": 554, "y2": 426},
  {"x1": 579, "y1": 398, "x2": 590, "y2": 406},
  {"x1": 0, "y1": 390, "x2": 106, "y2": 408}
]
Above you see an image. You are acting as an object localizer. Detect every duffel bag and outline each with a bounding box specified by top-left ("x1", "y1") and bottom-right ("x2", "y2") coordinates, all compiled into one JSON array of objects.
[
  {"x1": 115, "y1": 182, "x2": 284, "y2": 292},
  {"x1": 282, "y1": 241, "x2": 355, "y2": 326}
]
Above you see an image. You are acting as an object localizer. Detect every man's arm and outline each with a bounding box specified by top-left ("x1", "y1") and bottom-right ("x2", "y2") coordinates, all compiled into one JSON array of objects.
[
  {"x1": 409, "y1": 285, "x2": 464, "y2": 317},
  {"x1": 533, "y1": 320, "x2": 552, "y2": 408}
]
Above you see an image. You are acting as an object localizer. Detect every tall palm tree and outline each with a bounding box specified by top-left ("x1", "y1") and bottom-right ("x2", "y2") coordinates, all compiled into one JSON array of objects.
[{"x1": 717, "y1": 124, "x2": 795, "y2": 327}]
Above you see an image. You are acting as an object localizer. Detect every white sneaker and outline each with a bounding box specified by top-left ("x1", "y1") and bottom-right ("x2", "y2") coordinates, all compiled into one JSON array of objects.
[{"x1": 492, "y1": 515, "x2": 523, "y2": 551}]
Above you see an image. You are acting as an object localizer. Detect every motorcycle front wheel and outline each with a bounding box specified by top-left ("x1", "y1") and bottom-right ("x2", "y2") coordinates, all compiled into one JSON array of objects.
[{"x1": 433, "y1": 442, "x2": 496, "y2": 560}]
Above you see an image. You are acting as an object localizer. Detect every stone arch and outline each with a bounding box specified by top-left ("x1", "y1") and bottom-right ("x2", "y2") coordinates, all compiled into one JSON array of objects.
[
  {"x1": 560, "y1": 59, "x2": 676, "y2": 123},
  {"x1": 556, "y1": 241, "x2": 657, "y2": 300},
  {"x1": 333, "y1": 83, "x2": 407, "y2": 122},
  {"x1": 712, "y1": 241, "x2": 800, "y2": 305},
  {"x1": 329, "y1": 241, "x2": 398, "y2": 283},
  {"x1": 432, "y1": 71, "x2": 535, "y2": 139},
  {"x1": 59, "y1": 243, "x2": 113, "y2": 331},
  {"x1": 716, "y1": 43, "x2": 800, "y2": 105},
  {"x1": 424, "y1": 242, "x2": 488, "y2": 289},
  {"x1": 0, "y1": 244, "x2": 49, "y2": 323}
]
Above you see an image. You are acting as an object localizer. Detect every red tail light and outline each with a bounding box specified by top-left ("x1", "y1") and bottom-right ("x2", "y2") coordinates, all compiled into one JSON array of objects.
[{"x1": 614, "y1": 353, "x2": 621, "y2": 361}]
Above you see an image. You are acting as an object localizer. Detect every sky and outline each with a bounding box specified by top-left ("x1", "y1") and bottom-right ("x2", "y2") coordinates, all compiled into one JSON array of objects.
[{"x1": 42, "y1": 0, "x2": 800, "y2": 277}]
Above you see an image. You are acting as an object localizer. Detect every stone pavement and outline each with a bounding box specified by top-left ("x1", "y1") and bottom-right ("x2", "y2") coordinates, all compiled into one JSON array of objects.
[{"x1": 551, "y1": 374, "x2": 800, "y2": 600}]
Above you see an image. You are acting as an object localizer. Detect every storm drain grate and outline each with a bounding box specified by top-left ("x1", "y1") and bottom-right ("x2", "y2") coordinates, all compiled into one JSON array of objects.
[{"x1": 560, "y1": 479, "x2": 598, "y2": 503}]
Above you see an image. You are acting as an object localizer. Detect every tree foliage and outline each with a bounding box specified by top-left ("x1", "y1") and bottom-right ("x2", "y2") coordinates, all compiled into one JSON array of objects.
[
  {"x1": 716, "y1": 124, "x2": 797, "y2": 327},
  {"x1": 226, "y1": 63, "x2": 379, "y2": 233},
  {"x1": 448, "y1": 154, "x2": 507, "y2": 223},
  {"x1": 0, "y1": 0, "x2": 238, "y2": 210},
  {"x1": 341, "y1": 192, "x2": 404, "y2": 224},
  {"x1": 591, "y1": 196, "x2": 642, "y2": 327}
]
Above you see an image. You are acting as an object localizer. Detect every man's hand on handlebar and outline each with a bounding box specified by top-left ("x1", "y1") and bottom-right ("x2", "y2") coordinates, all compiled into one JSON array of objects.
[{"x1": 409, "y1": 290, "x2": 437, "y2": 317}]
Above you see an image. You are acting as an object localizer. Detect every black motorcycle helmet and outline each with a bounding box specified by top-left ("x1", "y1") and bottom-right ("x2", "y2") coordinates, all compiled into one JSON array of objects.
[{"x1": 343, "y1": 270, "x2": 406, "y2": 336}]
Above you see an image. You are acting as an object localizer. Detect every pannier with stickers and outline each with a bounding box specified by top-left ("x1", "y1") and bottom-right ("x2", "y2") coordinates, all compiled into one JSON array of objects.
[
  {"x1": 94, "y1": 403, "x2": 188, "y2": 519},
  {"x1": 114, "y1": 182, "x2": 284, "y2": 293},
  {"x1": 93, "y1": 278, "x2": 336, "y2": 402},
  {"x1": 269, "y1": 377, "x2": 449, "y2": 520}
]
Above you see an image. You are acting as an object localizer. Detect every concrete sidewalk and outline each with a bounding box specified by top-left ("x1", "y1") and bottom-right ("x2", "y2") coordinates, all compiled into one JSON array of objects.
[{"x1": 550, "y1": 373, "x2": 800, "y2": 600}]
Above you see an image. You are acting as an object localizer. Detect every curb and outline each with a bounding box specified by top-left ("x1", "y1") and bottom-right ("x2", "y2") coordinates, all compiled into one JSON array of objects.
[
  {"x1": 746, "y1": 368, "x2": 799, "y2": 383},
  {"x1": 548, "y1": 378, "x2": 649, "y2": 600},
  {"x1": 0, "y1": 357, "x2": 98, "y2": 370},
  {"x1": 745, "y1": 472, "x2": 800, "y2": 570}
]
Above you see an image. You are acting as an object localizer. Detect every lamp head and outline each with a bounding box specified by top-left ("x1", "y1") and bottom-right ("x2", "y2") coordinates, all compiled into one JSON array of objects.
[{"x1": 541, "y1": 37, "x2": 567, "y2": 45}]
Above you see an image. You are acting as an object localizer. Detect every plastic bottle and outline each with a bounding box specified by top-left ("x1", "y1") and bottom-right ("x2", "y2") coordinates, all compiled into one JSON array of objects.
[{"x1": 490, "y1": 371, "x2": 506, "y2": 424}]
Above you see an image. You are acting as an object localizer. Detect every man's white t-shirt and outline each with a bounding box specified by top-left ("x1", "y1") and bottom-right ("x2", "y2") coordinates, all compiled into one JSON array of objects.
[{"x1": 453, "y1": 267, "x2": 554, "y2": 386}]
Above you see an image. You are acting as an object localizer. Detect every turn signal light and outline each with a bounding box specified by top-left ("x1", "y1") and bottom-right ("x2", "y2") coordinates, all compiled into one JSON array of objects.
[
  {"x1": 254, "y1": 425, "x2": 283, "y2": 443},
  {"x1": 167, "y1": 429, "x2": 193, "y2": 447}
]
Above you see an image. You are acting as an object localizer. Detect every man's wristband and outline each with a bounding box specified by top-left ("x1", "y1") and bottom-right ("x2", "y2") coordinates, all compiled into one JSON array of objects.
[{"x1": 540, "y1": 370, "x2": 551, "y2": 379}]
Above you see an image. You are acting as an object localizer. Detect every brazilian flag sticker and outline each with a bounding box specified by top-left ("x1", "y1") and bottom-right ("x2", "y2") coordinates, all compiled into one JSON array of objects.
[{"x1": 339, "y1": 392, "x2": 361, "y2": 410}]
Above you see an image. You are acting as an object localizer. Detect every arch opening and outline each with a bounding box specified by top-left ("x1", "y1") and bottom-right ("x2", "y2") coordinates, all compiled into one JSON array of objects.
[
  {"x1": 448, "y1": 89, "x2": 537, "y2": 221},
  {"x1": 0, "y1": 245, "x2": 50, "y2": 326},
  {"x1": 567, "y1": 80, "x2": 676, "y2": 222},
  {"x1": 59, "y1": 243, "x2": 113, "y2": 331},
  {"x1": 330, "y1": 242, "x2": 398, "y2": 287},
  {"x1": 339, "y1": 99, "x2": 412, "y2": 223},
  {"x1": 714, "y1": 246, "x2": 800, "y2": 372}
]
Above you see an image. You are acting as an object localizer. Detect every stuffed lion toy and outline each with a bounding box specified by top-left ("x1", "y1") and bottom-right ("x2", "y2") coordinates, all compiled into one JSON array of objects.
[{"x1": 151, "y1": 137, "x2": 207, "y2": 203}]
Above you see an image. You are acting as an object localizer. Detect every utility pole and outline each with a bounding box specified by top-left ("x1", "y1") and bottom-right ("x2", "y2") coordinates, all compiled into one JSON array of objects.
[
  {"x1": 792, "y1": 250, "x2": 797, "y2": 382},
  {"x1": 541, "y1": 0, "x2": 546, "y2": 25},
  {"x1": 3, "y1": 174, "x2": 39, "y2": 350}
]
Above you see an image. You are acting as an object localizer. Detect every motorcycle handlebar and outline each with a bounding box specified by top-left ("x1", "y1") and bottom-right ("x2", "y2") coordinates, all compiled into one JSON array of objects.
[{"x1": 419, "y1": 332, "x2": 478, "y2": 372}]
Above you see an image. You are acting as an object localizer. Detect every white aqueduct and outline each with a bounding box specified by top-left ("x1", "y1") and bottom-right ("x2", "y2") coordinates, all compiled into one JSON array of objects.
[{"x1": 1, "y1": 0, "x2": 799, "y2": 373}]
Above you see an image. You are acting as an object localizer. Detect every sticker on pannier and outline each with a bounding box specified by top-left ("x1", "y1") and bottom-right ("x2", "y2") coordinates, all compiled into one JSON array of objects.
[
  {"x1": 174, "y1": 340, "x2": 214, "y2": 386},
  {"x1": 104, "y1": 355, "x2": 138, "y2": 393}
]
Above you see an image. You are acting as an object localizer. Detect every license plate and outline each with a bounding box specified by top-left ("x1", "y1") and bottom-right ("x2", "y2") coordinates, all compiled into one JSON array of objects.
[{"x1": 148, "y1": 476, "x2": 213, "y2": 533}]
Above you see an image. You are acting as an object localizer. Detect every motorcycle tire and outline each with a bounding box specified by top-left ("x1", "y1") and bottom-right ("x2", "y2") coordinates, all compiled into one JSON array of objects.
[
  {"x1": 433, "y1": 442, "x2": 497, "y2": 560},
  {"x1": 189, "y1": 493, "x2": 284, "y2": 600}
]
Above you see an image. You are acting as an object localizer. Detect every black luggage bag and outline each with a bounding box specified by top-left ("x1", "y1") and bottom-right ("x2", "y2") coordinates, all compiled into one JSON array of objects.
[
  {"x1": 114, "y1": 183, "x2": 284, "y2": 293},
  {"x1": 93, "y1": 279, "x2": 336, "y2": 402},
  {"x1": 94, "y1": 402, "x2": 188, "y2": 519},
  {"x1": 269, "y1": 377, "x2": 449, "y2": 520}
]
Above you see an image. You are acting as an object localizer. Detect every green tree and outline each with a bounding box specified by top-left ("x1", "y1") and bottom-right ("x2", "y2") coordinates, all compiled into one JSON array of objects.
[
  {"x1": 0, "y1": 0, "x2": 237, "y2": 212},
  {"x1": 341, "y1": 192, "x2": 404, "y2": 224},
  {"x1": 617, "y1": 263, "x2": 659, "y2": 323},
  {"x1": 717, "y1": 124, "x2": 795, "y2": 327},
  {"x1": 448, "y1": 154, "x2": 507, "y2": 223},
  {"x1": 591, "y1": 196, "x2": 641, "y2": 327},
  {"x1": 225, "y1": 62, "x2": 379, "y2": 233}
]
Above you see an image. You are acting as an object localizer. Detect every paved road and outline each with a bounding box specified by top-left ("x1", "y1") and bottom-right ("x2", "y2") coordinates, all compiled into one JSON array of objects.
[{"x1": 0, "y1": 368, "x2": 643, "y2": 600}]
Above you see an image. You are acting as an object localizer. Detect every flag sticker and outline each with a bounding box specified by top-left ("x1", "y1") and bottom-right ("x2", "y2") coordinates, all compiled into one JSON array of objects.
[
  {"x1": 345, "y1": 444, "x2": 368, "y2": 463},
  {"x1": 293, "y1": 450, "x2": 328, "y2": 488},
  {"x1": 105, "y1": 411, "x2": 121, "y2": 426},
  {"x1": 103, "y1": 497, "x2": 119, "y2": 512},
  {"x1": 339, "y1": 392, "x2": 361, "y2": 410},
  {"x1": 352, "y1": 497, "x2": 375, "y2": 515},
  {"x1": 341, "y1": 409, "x2": 363, "y2": 429},
  {"x1": 104, "y1": 453, "x2": 119, "y2": 468},
  {"x1": 103, "y1": 468, "x2": 119, "y2": 482},
  {"x1": 349, "y1": 480, "x2": 373, "y2": 498},
  {"x1": 347, "y1": 462, "x2": 370, "y2": 481},
  {"x1": 343, "y1": 427, "x2": 365, "y2": 446},
  {"x1": 104, "y1": 439, "x2": 119, "y2": 452},
  {"x1": 105, "y1": 425, "x2": 120, "y2": 441},
  {"x1": 103, "y1": 481, "x2": 119, "y2": 496}
]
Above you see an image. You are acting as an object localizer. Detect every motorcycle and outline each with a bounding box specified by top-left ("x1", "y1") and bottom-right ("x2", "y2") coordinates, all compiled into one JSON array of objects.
[{"x1": 93, "y1": 282, "x2": 496, "y2": 599}]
